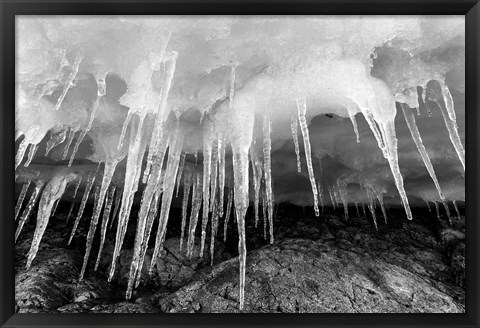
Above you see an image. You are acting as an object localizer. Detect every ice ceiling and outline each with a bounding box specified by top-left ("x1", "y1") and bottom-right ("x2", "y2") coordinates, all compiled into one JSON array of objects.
[{"x1": 15, "y1": 16, "x2": 465, "y2": 309}]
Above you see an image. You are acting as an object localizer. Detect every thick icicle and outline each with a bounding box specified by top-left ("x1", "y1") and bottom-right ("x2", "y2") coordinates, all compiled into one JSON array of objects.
[
  {"x1": 401, "y1": 103, "x2": 445, "y2": 201},
  {"x1": 348, "y1": 111, "x2": 360, "y2": 143},
  {"x1": 95, "y1": 185, "x2": 116, "y2": 271},
  {"x1": 290, "y1": 112, "x2": 302, "y2": 172},
  {"x1": 263, "y1": 115, "x2": 274, "y2": 243},
  {"x1": 179, "y1": 176, "x2": 192, "y2": 251},
  {"x1": 45, "y1": 128, "x2": 67, "y2": 156},
  {"x1": 81, "y1": 159, "x2": 119, "y2": 280},
  {"x1": 26, "y1": 172, "x2": 76, "y2": 268},
  {"x1": 223, "y1": 187, "x2": 233, "y2": 243},
  {"x1": 15, "y1": 180, "x2": 31, "y2": 221},
  {"x1": 296, "y1": 98, "x2": 319, "y2": 216},
  {"x1": 16, "y1": 181, "x2": 44, "y2": 242},
  {"x1": 53, "y1": 55, "x2": 82, "y2": 111},
  {"x1": 453, "y1": 200, "x2": 461, "y2": 219},
  {"x1": 68, "y1": 170, "x2": 97, "y2": 245}
]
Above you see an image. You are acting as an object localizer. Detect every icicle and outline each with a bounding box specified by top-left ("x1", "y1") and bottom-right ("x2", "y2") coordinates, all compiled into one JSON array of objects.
[
  {"x1": 296, "y1": 98, "x2": 319, "y2": 216},
  {"x1": 72, "y1": 176, "x2": 82, "y2": 199},
  {"x1": 94, "y1": 185, "x2": 116, "y2": 271},
  {"x1": 118, "y1": 111, "x2": 133, "y2": 151},
  {"x1": 15, "y1": 139, "x2": 29, "y2": 170},
  {"x1": 262, "y1": 190, "x2": 268, "y2": 240},
  {"x1": 68, "y1": 169, "x2": 97, "y2": 245},
  {"x1": 328, "y1": 187, "x2": 336, "y2": 210},
  {"x1": 263, "y1": 115, "x2": 274, "y2": 243},
  {"x1": 210, "y1": 194, "x2": 219, "y2": 265},
  {"x1": 355, "y1": 202, "x2": 360, "y2": 217},
  {"x1": 366, "y1": 188, "x2": 378, "y2": 230},
  {"x1": 62, "y1": 128, "x2": 76, "y2": 160},
  {"x1": 52, "y1": 55, "x2": 82, "y2": 111},
  {"x1": 50, "y1": 199, "x2": 60, "y2": 218},
  {"x1": 68, "y1": 94, "x2": 102, "y2": 167},
  {"x1": 250, "y1": 149, "x2": 263, "y2": 228},
  {"x1": 434, "y1": 201, "x2": 441, "y2": 220},
  {"x1": 361, "y1": 202, "x2": 366, "y2": 217},
  {"x1": 15, "y1": 180, "x2": 31, "y2": 221},
  {"x1": 187, "y1": 173, "x2": 203, "y2": 258},
  {"x1": 347, "y1": 106, "x2": 360, "y2": 143},
  {"x1": 401, "y1": 103, "x2": 445, "y2": 201},
  {"x1": 179, "y1": 177, "x2": 192, "y2": 251},
  {"x1": 442, "y1": 201, "x2": 452, "y2": 225},
  {"x1": 373, "y1": 189, "x2": 388, "y2": 224},
  {"x1": 290, "y1": 112, "x2": 302, "y2": 172},
  {"x1": 24, "y1": 143, "x2": 39, "y2": 167},
  {"x1": 425, "y1": 200, "x2": 432, "y2": 212},
  {"x1": 337, "y1": 180, "x2": 349, "y2": 220},
  {"x1": 416, "y1": 107, "x2": 421, "y2": 116},
  {"x1": 223, "y1": 187, "x2": 233, "y2": 243},
  {"x1": 134, "y1": 189, "x2": 162, "y2": 288},
  {"x1": 218, "y1": 135, "x2": 226, "y2": 217},
  {"x1": 231, "y1": 148, "x2": 249, "y2": 310},
  {"x1": 210, "y1": 141, "x2": 219, "y2": 213},
  {"x1": 109, "y1": 117, "x2": 149, "y2": 281},
  {"x1": 45, "y1": 128, "x2": 67, "y2": 156},
  {"x1": 80, "y1": 159, "x2": 119, "y2": 280},
  {"x1": 199, "y1": 123, "x2": 213, "y2": 257},
  {"x1": 175, "y1": 153, "x2": 186, "y2": 197},
  {"x1": 453, "y1": 200, "x2": 461, "y2": 219},
  {"x1": 26, "y1": 172, "x2": 76, "y2": 268},
  {"x1": 146, "y1": 132, "x2": 184, "y2": 286},
  {"x1": 16, "y1": 182, "x2": 44, "y2": 241},
  {"x1": 427, "y1": 81, "x2": 465, "y2": 171}
]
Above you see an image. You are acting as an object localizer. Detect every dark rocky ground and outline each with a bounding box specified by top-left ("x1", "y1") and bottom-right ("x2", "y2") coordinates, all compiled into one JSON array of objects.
[{"x1": 15, "y1": 200, "x2": 465, "y2": 313}]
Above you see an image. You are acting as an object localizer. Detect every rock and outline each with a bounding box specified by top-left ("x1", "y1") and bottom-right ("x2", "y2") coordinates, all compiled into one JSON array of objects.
[
  {"x1": 158, "y1": 239, "x2": 464, "y2": 313},
  {"x1": 15, "y1": 249, "x2": 112, "y2": 313}
]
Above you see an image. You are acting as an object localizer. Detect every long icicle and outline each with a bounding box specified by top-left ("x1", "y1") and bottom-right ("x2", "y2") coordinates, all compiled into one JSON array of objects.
[
  {"x1": 296, "y1": 98, "x2": 319, "y2": 216},
  {"x1": 94, "y1": 185, "x2": 116, "y2": 271},
  {"x1": 16, "y1": 181, "x2": 44, "y2": 242},
  {"x1": 80, "y1": 159, "x2": 119, "y2": 280},
  {"x1": 62, "y1": 128, "x2": 76, "y2": 160},
  {"x1": 179, "y1": 176, "x2": 192, "y2": 251},
  {"x1": 223, "y1": 186, "x2": 233, "y2": 243},
  {"x1": 187, "y1": 172, "x2": 202, "y2": 258},
  {"x1": 26, "y1": 172, "x2": 76, "y2": 268},
  {"x1": 199, "y1": 123, "x2": 213, "y2": 256},
  {"x1": 15, "y1": 139, "x2": 29, "y2": 170},
  {"x1": 290, "y1": 112, "x2": 302, "y2": 172},
  {"x1": 453, "y1": 200, "x2": 461, "y2": 219},
  {"x1": 175, "y1": 153, "x2": 186, "y2": 197},
  {"x1": 15, "y1": 180, "x2": 31, "y2": 221},
  {"x1": 68, "y1": 169, "x2": 97, "y2": 245},
  {"x1": 263, "y1": 115, "x2": 274, "y2": 243},
  {"x1": 218, "y1": 134, "x2": 226, "y2": 217},
  {"x1": 401, "y1": 103, "x2": 445, "y2": 201},
  {"x1": 24, "y1": 143, "x2": 39, "y2": 167}
]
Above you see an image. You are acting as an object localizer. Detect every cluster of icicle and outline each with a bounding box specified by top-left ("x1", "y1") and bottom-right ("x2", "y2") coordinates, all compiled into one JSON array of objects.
[{"x1": 15, "y1": 53, "x2": 465, "y2": 311}]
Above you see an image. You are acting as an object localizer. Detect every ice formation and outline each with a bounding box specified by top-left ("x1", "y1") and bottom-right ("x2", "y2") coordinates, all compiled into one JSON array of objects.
[{"x1": 15, "y1": 16, "x2": 465, "y2": 310}]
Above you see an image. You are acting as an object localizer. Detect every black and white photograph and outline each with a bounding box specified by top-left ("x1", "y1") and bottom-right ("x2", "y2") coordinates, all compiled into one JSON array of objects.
[{"x1": 14, "y1": 15, "x2": 465, "y2": 314}]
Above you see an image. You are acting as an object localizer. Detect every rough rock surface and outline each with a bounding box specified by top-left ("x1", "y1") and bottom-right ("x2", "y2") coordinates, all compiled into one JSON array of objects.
[{"x1": 158, "y1": 237, "x2": 464, "y2": 313}]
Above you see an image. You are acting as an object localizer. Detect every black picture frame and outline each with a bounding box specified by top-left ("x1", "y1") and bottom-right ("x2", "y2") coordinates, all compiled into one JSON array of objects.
[{"x1": 1, "y1": 1, "x2": 479, "y2": 327}]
